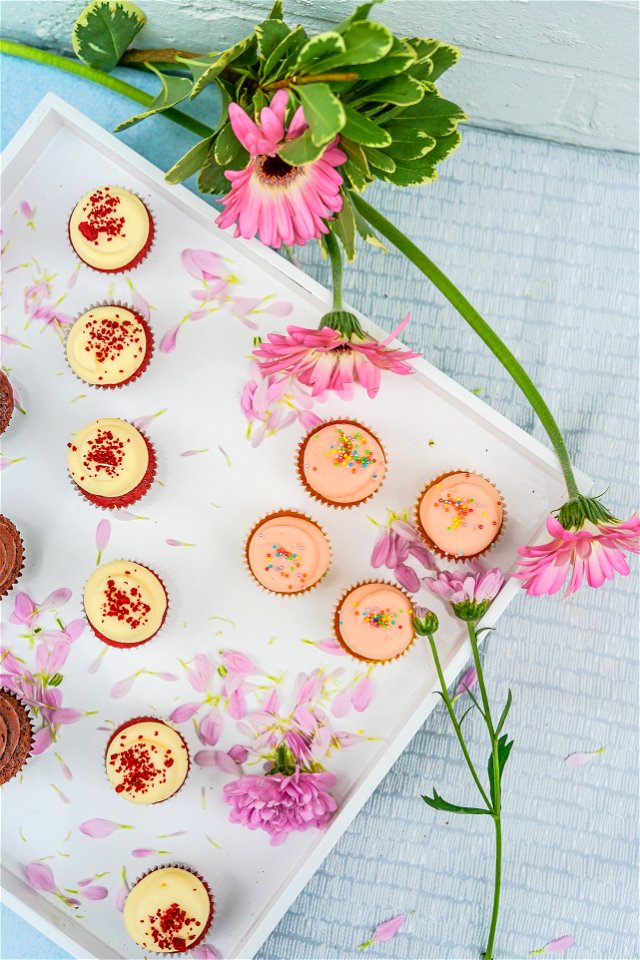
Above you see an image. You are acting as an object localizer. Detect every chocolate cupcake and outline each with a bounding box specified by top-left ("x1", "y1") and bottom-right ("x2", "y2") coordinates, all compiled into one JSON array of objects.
[
  {"x1": 415, "y1": 470, "x2": 504, "y2": 559},
  {"x1": 66, "y1": 304, "x2": 153, "y2": 387},
  {"x1": 297, "y1": 419, "x2": 386, "y2": 507},
  {"x1": 245, "y1": 510, "x2": 331, "y2": 595},
  {"x1": 84, "y1": 560, "x2": 168, "y2": 648},
  {"x1": 0, "y1": 688, "x2": 34, "y2": 785},
  {"x1": 0, "y1": 515, "x2": 24, "y2": 597},
  {"x1": 106, "y1": 717, "x2": 189, "y2": 804},
  {"x1": 67, "y1": 418, "x2": 156, "y2": 509},
  {"x1": 124, "y1": 865, "x2": 213, "y2": 953},
  {"x1": 334, "y1": 581, "x2": 415, "y2": 663},
  {"x1": 0, "y1": 371, "x2": 14, "y2": 435},
  {"x1": 68, "y1": 186, "x2": 154, "y2": 273}
]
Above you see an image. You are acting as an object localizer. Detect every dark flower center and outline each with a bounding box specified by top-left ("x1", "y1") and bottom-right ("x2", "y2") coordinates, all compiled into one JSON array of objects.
[{"x1": 257, "y1": 154, "x2": 299, "y2": 185}]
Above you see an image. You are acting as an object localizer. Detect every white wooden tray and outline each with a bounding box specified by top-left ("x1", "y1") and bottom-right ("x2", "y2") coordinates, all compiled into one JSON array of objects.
[{"x1": 0, "y1": 94, "x2": 587, "y2": 960}]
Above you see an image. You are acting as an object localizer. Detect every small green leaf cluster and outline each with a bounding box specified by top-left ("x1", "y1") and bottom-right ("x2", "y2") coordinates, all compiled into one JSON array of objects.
[{"x1": 71, "y1": 0, "x2": 465, "y2": 258}]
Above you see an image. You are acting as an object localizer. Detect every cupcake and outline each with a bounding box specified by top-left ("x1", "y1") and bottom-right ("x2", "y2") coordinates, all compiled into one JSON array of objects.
[
  {"x1": 0, "y1": 371, "x2": 14, "y2": 435},
  {"x1": 106, "y1": 718, "x2": 189, "y2": 804},
  {"x1": 415, "y1": 471, "x2": 504, "y2": 559},
  {"x1": 0, "y1": 688, "x2": 34, "y2": 785},
  {"x1": 246, "y1": 511, "x2": 331, "y2": 594},
  {"x1": 0, "y1": 515, "x2": 24, "y2": 597},
  {"x1": 84, "y1": 560, "x2": 168, "y2": 647},
  {"x1": 68, "y1": 186, "x2": 154, "y2": 273},
  {"x1": 67, "y1": 417, "x2": 156, "y2": 508},
  {"x1": 66, "y1": 304, "x2": 153, "y2": 387},
  {"x1": 334, "y1": 581, "x2": 415, "y2": 663},
  {"x1": 297, "y1": 419, "x2": 386, "y2": 507},
  {"x1": 123, "y1": 865, "x2": 213, "y2": 953}
]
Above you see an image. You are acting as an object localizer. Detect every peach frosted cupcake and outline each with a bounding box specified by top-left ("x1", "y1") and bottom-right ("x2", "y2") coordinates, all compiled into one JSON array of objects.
[
  {"x1": 297, "y1": 419, "x2": 386, "y2": 507},
  {"x1": 334, "y1": 581, "x2": 415, "y2": 663},
  {"x1": 415, "y1": 470, "x2": 504, "y2": 559},
  {"x1": 123, "y1": 865, "x2": 213, "y2": 952},
  {"x1": 68, "y1": 186, "x2": 154, "y2": 273},
  {"x1": 246, "y1": 511, "x2": 331, "y2": 595}
]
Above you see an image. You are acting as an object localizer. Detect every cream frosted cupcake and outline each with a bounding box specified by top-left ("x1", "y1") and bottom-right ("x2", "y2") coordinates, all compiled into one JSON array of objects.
[
  {"x1": 106, "y1": 718, "x2": 189, "y2": 804},
  {"x1": 334, "y1": 581, "x2": 415, "y2": 663},
  {"x1": 84, "y1": 560, "x2": 168, "y2": 647},
  {"x1": 246, "y1": 511, "x2": 331, "y2": 595},
  {"x1": 67, "y1": 417, "x2": 156, "y2": 508},
  {"x1": 123, "y1": 865, "x2": 213, "y2": 953},
  {"x1": 68, "y1": 186, "x2": 154, "y2": 273},
  {"x1": 415, "y1": 471, "x2": 504, "y2": 559},
  {"x1": 297, "y1": 419, "x2": 386, "y2": 507},
  {"x1": 66, "y1": 305, "x2": 153, "y2": 387}
]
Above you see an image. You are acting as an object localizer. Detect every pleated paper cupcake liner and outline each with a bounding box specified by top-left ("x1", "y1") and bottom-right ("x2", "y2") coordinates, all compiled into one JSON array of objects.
[
  {"x1": 64, "y1": 301, "x2": 154, "y2": 389},
  {"x1": 332, "y1": 579, "x2": 416, "y2": 665},
  {"x1": 0, "y1": 515, "x2": 25, "y2": 598},
  {"x1": 244, "y1": 509, "x2": 333, "y2": 597},
  {"x1": 296, "y1": 418, "x2": 387, "y2": 509}
]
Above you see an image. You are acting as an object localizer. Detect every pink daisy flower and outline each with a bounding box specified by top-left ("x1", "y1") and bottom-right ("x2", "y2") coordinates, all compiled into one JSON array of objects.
[
  {"x1": 253, "y1": 313, "x2": 420, "y2": 399},
  {"x1": 215, "y1": 89, "x2": 346, "y2": 248},
  {"x1": 514, "y1": 514, "x2": 640, "y2": 596}
]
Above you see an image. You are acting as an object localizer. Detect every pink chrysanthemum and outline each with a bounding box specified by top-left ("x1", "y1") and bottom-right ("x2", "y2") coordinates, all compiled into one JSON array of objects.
[
  {"x1": 223, "y1": 770, "x2": 337, "y2": 845},
  {"x1": 424, "y1": 568, "x2": 505, "y2": 607},
  {"x1": 254, "y1": 314, "x2": 419, "y2": 399},
  {"x1": 513, "y1": 514, "x2": 640, "y2": 596},
  {"x1": 216, "y1": 89, "x2": 346, "y2": 248}
]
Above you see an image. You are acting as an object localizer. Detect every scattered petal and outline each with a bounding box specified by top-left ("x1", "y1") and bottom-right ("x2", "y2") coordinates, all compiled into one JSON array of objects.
[
  {"x1": 531, "y1": 935, "x2": 576, "y2": 955},
  {"x1": 564, "y1": 748, "x2": 606, "y2": 768},
  {"x1": 359, "y1": 914, "x2": 406, "y2": 949},
  {"x1": 80, "y1": 819, "x2": 132, "y2": 839},
  {"x1": 24, "y1": 862, "x2": 58, "y2": 894}
]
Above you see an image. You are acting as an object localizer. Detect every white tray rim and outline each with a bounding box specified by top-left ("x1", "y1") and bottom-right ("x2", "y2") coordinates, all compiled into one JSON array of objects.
[{"x1": 0, "y1": 92, "x2": 591, "y2": 960}]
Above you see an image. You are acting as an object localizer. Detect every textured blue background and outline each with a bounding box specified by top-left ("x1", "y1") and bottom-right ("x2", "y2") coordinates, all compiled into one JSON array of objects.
[{"x1": 1, "y1": 53, "x2": 638, "y2": 960}]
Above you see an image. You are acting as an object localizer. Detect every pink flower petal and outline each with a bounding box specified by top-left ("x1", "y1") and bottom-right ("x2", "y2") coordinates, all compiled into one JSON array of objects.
[
  {"x1": 331, "y1": 689, "x2": 352, "y2": 718},
  {"x1": 192, "y1": 945, "x2": 220, "y2": 960},
  {"x1": 24, "y1": 862, "x2": 58, "y2": 894},
  {"x1": 351, "y1": 675, "x2": 373, "y2": 713},
  {"x1": 374, "y1": 913, "x2": 406, "y2": 942},
  {"x1": 455, "y1": 667, "x2": 478, "y2": 697},
  {"x1": 80, "y1": 885, "x2": 108, "y2": 900},
  {"x1": 193, "y1": 749, "x2": 217, "y2": 768},
  {"x1": 160, "y1": 325, "x2": 181, "y2": 353},
  {"x1": 95, "y1": 519, "x2": 111, "y2": 554},
  {"x1": 80, "y1": 818, "x2": 130, "y2": 838},
  {"x1": 564, "y1": 748, "x2": 606, "y2": 768},
  {"x1": 31, "y1": 726, "x2": 53, "y2": 755},
  {"x1": 110, "y1": 674, "x2": 138, "y2": 699},
  {"x1": 169, "y1": 701, "x2": 202, "y2": 723},
  {"x1": 532, "y1": 934, "x2": 576, "y2": 954},
  {"x1": 197, "y1": 707, "x2": 223, "y2": 746}
]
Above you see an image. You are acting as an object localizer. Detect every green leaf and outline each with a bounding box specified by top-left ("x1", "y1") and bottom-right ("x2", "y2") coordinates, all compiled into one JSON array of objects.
[
  {"x1": 278, "y1": 129, "x2": 327, "y2": 165},
  {"x1": 422, "y1": 789, "x2": 489, "y2": 816},
  {"x1": 406, "y1": 37, "x2": 460, "y2": 82},
  {"x1": 198, "y1": 145, "x2": 230, "y2": 195},
  {"x1": 293, "y1": 83, "x2": 345, "y2": 147},
  {"x1": 268, "y1": 0, "x2": 284, "y2": 19},
  {"x1": 72, "y1": 0, "x2": 145, "y2": 72},
  {"x1": 314, "y1": 20, "x2": 393, "y2": 70},
  {"x1": 384, "y1": 133, "x2": 436, "y2": 160},
  {"x1": 214, "y1": 122, "x2": 249, "y2": 167},
  {"x1": 378, "y1": 158, "x2": 439, "y2": 187},
  {"x1": 487, "y1": 735, "x2": 514, "y2": 808},
  {"x1": 114, "y1": 68, "x2": 192, "y2": 131},
  {"x1": 165, "y1": 135, "x2": 213, "y2": 184},
  {"x1": 176, "y1": 52, "x2": 220, "y2": 84},
  {"x1": 392, "y1": 93, "x2": 467, "y2": 136},
  {"x1": 495, "y1": 690, "x2": 513, "y2": 737},
  {"x1": 349, "y1": 36, "x2": 416, "y2": 79},
  {"x1": 262, "y1": 24, "x2": 307, "y2": 80},
  {"x1": 331, "y1": 194, "x2": 357, "y2": 262},
  {"x1": 191, "y1": 32, "x2": 256, "y2": 98},
  {"x1": 335, "y1": 0, "x2": 383, "y2": 32},
  {"x1": 256, "y1": 18, "x2": 290, "y2": 62},
  {"x1": 421, "y1": 130, "x2": 462, "y2": 167},
  {"x1": 353, "y1": 74, "x2": 424, "y2": 107},
  {"x1": 340, "y1": 137, "x2": 372, "y2": 192},
  {"x1": 353, "y1": 204, "x2": 386, "y2": 250},
  {"x1": 362, "y1": 145, "x2": 395, "y2": 173},
  {"x1": 341, "y1": 103, "x2": 391, "y2": 147},
  {"x1": 295, "y1": 31, "x2": 345, "y2": 69}
]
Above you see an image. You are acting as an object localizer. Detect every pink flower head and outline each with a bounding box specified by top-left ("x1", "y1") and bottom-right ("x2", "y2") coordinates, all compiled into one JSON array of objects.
[
  {"x1": 254, "y1": 314, "x2": 419, "y2": 400},
  {"x1": 425, "y1": 567, "x2": 504, "y2": 621},
  {"x1": 514, "y1": 514, "x2": 639, "y2": 597},
  {"x1": 216, "y1": 90, "x2": 347, "y2": 248},
  {"x1": 223, "y1": 769, "x2": 337, "y2": 845}
]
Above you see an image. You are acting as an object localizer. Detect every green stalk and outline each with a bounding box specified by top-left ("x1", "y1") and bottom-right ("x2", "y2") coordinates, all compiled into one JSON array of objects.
[
  {"x1": 324, "y1": 230, "x2": 344, "y2": 310},
  {"x1": 426, "y1": 630, "x2": 491, "y2": 811},
  {"x1": 351, "y1": 193, "x2": 581, "y2": 501},
  {"x1": 468, "y1": 622, "x2": 502, "y2": 960},
  {"x1": 0, "y1": 39, "x2": 214, "y2": 140}
]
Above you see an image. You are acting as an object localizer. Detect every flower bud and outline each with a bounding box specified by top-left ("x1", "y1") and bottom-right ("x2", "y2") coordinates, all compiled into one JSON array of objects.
[
  {"x1": 413, "y1": 607, "x2": 439, "y2": 635},
  {"x1": 451, "y1": 598, "x2": 492, "y2": 622}
]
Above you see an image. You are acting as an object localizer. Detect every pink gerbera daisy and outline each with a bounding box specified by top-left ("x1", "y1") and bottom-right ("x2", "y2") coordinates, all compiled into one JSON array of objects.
[
  {"x1": 253, "y1": 313, "x2": 420, "y2": 399},
  {"x1": 215, "y1": 89, "x2": 347, "y2": 248},
  {"x1": 513, "y1": 513, "x2": 639, "y2": 596}
]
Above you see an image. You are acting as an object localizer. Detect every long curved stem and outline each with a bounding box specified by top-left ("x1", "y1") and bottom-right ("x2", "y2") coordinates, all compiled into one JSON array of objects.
[
  {"x1": 324, "y1": 231, "x2": 344, "y2": 310},
  {"x1": 351, "y1": 193, "x2": 581, "y2": 501},
  {"x1": 0, "y1": 39, "x2": 214, "y2": 140}
]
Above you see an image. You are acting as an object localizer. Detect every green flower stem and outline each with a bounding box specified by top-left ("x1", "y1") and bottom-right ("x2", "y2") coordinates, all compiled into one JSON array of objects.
[
  {"x1": 468, "y1": 621, "x2": 502, "y2": 960},
  {"x1": 425, "y1": 630, "x2": 491, "y2": 811},
  {"x1": 350, "y1": 193, "x2": 581, "y2": 501},
  {"x1": 324, "y1": 230, "x2": 344, "y2": 310},
  {"x1": 0, "y1": 39, "x2": 214, "y2": 140}
]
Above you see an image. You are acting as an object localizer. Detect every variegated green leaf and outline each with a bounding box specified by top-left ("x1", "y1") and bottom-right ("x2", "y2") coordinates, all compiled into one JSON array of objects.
[
  {"x1": 362, "y1": 145, "x2": 395, "y2": 173},
  {"x1": 278, "y1": 129, "x2": 327, "y2": 165},
  {"x1": 114, "y1": 68, "x2": 192, "y2": 131},
  {"x1": 353, "y1": 204, "x2": 386, "y2": 250},
  {"x1": 349, "y1": 36, "x2": 416, "y2": 80},
  {"x1": 352, "y1": 74, "x2": 424, "y2": 107},
  {"x1": 214, "y1": 122, "x2": 249, "y2": 168},
  {"x1": 72, "y1": 0, "x2": 145, "y2": 72},
  {"x1": 165, "y1": 136, "x2": 214, "y2": 185},
  {"x1": 262, "y1": 24, "x2": 307, "y2": 81},
  {"x1": 335, "y1": 0, "x2": 383, "y2": 33},
  {"x1": 331, "y1": 194, "x2": 357, "y2": 262},
  {"x1": 340, "y1": 137, "x2": 372, "y2": 192},
  {"x1": 294, "y1": 83, "x2": 345, "y2": 147},
  {"x1": 314, "y1": 20, "x2": 393, "y2": 70},
  {"x1": 384, "y1": 131, "x2": 436, "y2": 160},
  {"x1": 198, "y1": 146, "x2": 231, "y2": 195},
  {"x1": 295, "y1": 31, "x2": 345, "y2": 69},
  {"x1": 341, "y1": 102, "x2": 391, "y2": 147},
  {"x1": 256, "y1": 18, "x2": 290, "y2": 62},
  {"x1": 191, "y1": 33, "x2": 256, "y2": 98}
]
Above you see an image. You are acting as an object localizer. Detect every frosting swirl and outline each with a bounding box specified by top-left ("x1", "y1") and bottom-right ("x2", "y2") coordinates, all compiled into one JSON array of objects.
[
  {"x1": 123, "y1": 867, "x2": 212, "y2": 952},
  {"x1": 69, "y1": 187, "x2": 151, "y2": 270},
  {"x1": 0, "y1": 515, "x2": 24, "y2": 596},
  {"x1": 0, "y1": 689, "x2": 32, "y2": 785}
]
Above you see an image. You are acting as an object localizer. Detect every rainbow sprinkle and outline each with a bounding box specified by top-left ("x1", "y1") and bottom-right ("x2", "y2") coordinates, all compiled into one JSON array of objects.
[
  {"x1": 357, "y1": 605, "x2": 399, "y2": 629},
  {"x1": 265, "y1": 544, "x2": 300, "y2": 574},
  {"x1": 327, "y1": 429, "x2": 376, "y2": 471}
]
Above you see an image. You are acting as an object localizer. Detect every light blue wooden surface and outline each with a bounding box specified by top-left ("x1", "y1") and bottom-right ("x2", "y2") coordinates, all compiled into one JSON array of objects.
[{"x1": 0, "y1": 52, "x2": 638, "y2": 960}]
